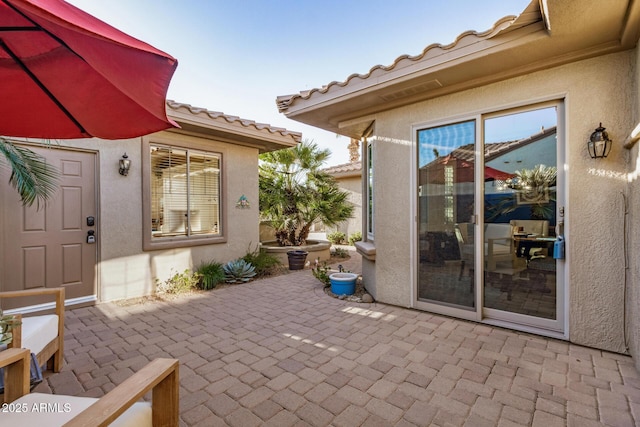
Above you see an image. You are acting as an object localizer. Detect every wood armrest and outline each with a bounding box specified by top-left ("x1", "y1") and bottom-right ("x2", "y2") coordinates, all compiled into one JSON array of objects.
[
  {"x1": 1, "y1": 288, "x2": 64, "y2": 355},
  {"x1": 0, "y1": 288, "x2": 65, "y2": 319},
  {"x1": 0, "y1": 348, "x2": 31, "y2": 403},
  {"x1": 63, "y1": 358, "x2": 179, "y2": 427},
  {"x1": 0, "y1": 288, "x2": 65, "y2": 299}
]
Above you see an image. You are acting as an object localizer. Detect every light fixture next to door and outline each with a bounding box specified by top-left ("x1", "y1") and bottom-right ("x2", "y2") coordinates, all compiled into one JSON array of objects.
[
  {"x1": 587, "y1": 123, "x2": 612, "y2": 158},
  {"x1": 119, "y1": 153, "x2": 131, "y2": 176}
]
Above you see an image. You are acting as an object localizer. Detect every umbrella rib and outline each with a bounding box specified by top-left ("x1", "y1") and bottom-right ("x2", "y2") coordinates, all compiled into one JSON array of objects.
[
  {"x1": 0, "y1": 39, "x2": 88, "y2": 136},
  {"x1": 0, "y1": 27, "x2": 42, "y2": 32},
  {"x1": 1, "y1": 0, "x2": 77, "y2": 52}
]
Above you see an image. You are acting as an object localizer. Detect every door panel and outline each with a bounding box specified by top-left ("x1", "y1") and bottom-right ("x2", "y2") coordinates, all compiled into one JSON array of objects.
[
  {"x1": 482, "y1": 107, "x2": 559, "y2": 324},
  {"x1": 1, "y1": 145, "x2": 97, "y2": 307},
  {"x1": 417, "y1": 120, "x2": 476, "y2": 309}
]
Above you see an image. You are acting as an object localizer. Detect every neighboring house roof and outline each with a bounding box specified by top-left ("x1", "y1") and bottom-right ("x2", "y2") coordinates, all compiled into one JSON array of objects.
[
  {"x1": 422, "y1": 126, "x2": 557, "y2": 170},
  {"x1": 420, "y1": 126, "x2": 557, "y2": 184},
  {"x1": 323, "y1": 161, "x2": 362, "y2": 179},
  {"x1": 166, "y1": 100, "x2": 301, "y2": 153},
  {"x1": 277, "y1": 0, "x2": 640, "y2": 138},
  {"x1": 449, "y1": 125, "x2": 557, "y2": 164}
]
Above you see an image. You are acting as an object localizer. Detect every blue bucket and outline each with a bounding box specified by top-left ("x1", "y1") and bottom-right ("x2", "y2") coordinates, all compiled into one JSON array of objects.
[{"x1": 329, "y1": 273, "x2": 358, "y2": 295}]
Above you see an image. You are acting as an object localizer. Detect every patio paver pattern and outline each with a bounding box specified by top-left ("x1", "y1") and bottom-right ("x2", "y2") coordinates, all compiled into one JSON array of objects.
[{"x1": 33, "y1": 253, "x2": 640, "y2": 426}]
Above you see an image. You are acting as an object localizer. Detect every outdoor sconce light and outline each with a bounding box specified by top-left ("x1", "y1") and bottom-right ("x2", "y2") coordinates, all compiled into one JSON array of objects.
[
  {"x1": 119, "y1": 153, "x2": 131, "y2": 176},
  {"x1": 587, "y1": 123, "x2": 612, "y2": 158}
]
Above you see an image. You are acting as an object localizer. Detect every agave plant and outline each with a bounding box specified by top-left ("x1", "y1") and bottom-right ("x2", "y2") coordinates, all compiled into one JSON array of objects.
[
  {"x1": 223, "y1": 259, "x2": 257, "y2": 283},
  {"x1": 0, "y1": 309, "x2": 21, "y2": 346}
]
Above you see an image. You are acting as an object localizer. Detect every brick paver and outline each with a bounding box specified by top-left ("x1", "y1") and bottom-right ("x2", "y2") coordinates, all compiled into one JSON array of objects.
[{"x1": 32, "y1": 249, "x2": 640, "y2": 426}]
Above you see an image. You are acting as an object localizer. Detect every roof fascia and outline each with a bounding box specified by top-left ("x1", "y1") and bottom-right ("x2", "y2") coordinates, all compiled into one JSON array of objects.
[
  {"x1": 167, "y1": 104, "x2": 300, "y2": 153},
  {"x1": 620, "y1": 0, "x2": 640, "y2": 48}
]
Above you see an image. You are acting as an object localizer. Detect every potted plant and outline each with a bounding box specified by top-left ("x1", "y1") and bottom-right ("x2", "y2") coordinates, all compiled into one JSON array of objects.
[
  {"x1": 329, "y1": 272, "x2": 358, "y2": 295},
  {"x1": 0, "y1": 309, "x2": 21, "y2": 346},
  {"x1": 259, "y1": 140, "x2": 354, "y2": 268}
]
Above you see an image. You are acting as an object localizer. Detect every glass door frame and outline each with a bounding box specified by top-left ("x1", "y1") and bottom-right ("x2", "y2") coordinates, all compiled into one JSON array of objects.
[{"x1": 412, "y1": 99, "x2": 567, "y2": 339}]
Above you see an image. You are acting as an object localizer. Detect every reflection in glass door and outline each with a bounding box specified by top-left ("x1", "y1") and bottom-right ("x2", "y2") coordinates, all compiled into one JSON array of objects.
[
  {"x1": 416, "y1": 103, "x2": 563, "y2": 332},
  {"x1": 483, "y1": 107, "x2": 559, "y2": 320},
  {"x1": 417, "y1": 120, "x2": 476, "y2": 309}
]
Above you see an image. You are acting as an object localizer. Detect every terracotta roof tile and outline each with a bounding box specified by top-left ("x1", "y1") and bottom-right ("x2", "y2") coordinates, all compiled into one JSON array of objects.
[
  {"x1": 323, "y1": 161, "x2": 362, "y2": 177},
  {"x1": 277, "y1": 11, "x2": 529, "y2": 113},
  {"x1": 425, "y1": 125, "x2": 557, "y2": 167},
  {"x1": 167, "y1": 100, "x2": 302, "y2": 143}
]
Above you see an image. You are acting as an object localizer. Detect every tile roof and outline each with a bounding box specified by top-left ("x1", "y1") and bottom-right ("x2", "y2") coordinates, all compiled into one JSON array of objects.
[
  {"x1": 323, "y1": 161, "x2": 362, "y2": 177},
  {"x1": 277, "y1": 7, "x2": 537, "y2": 113},
  {"x1": 167, "y1": 100, "x2": 302, "y2": 143},
  {"x1": 424, "y1": 125, "x2": 557, "y2": 168}
]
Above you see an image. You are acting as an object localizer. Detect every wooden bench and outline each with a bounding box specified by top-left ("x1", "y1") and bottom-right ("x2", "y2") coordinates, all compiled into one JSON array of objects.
[
  {"x1": 1, "y1": 348, "x2": 179, "y2": 426},
  {"x1": 1, "y1": 288, "x2": 65, "y2": 372}
]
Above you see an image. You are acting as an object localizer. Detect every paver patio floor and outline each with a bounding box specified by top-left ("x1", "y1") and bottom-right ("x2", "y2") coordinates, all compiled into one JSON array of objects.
[{"x1": 33, "y1": 252, "x2": 640, "y2": 426}]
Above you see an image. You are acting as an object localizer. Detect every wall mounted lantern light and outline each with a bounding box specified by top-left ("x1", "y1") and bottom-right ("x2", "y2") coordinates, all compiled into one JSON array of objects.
[
  {"x1": 119, "y1": 153, "x2": 131, "y2": 176},
  {"x1": 587, "y1": 123, "x2": 612, "y2": 158}
]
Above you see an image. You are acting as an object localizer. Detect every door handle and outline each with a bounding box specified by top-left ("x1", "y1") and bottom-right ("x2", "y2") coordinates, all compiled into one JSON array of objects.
[{"x1": 87, "y1": 230, "x2": 96, "y2": 244}]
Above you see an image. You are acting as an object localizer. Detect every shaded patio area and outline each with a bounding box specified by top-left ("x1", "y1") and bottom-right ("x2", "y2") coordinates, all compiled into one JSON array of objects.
[{"x1": 32, "y1": 252, "x2": 640, "y2": 426}]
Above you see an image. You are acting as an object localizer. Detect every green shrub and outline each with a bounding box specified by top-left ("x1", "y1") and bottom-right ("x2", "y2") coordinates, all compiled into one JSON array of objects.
[
  {"x1": 242, "y1": 246, "x2": 282, "y2": 277},
  {"x1": 0, "y1": 309, "x2": 21, "y2": 345},
  {"x1": 156, "y1": 269, "x2": 200, "y2": 294},
  {"x1": 196, "y1": 261, "x2": 225, "y2": 290},
  {"x1": 311, "y1": 260, "x2": 331, "y2": 287},
  {"x1": 327, "y1": 231, "x2": 346, "y2": 245},
  {"x1": 223, "y1": 259, "x2": 257, "y2": 283},
  {"x1": 331, "y1": 247, "x2": 350, "y2": 258},
  {"x1": 348, "y1": 231, "x2": 362, "y2": 246}
]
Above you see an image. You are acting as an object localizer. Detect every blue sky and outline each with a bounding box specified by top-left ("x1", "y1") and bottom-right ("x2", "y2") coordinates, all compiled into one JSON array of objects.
[{"x1": 67, "y1": 0, "x2": 530, "y2": 166}]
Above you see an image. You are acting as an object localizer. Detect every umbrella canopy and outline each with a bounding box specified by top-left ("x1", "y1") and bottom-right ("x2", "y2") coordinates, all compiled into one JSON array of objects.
[
  {"x1": 421, "y1": 156, "x2": 514, "y2": 184},
  {"x1": 0, "y1": 0, "x2": 178, "y2": 139},
  {"x1": 484, "y1": 165, "x2": 514, "y2": 181}
]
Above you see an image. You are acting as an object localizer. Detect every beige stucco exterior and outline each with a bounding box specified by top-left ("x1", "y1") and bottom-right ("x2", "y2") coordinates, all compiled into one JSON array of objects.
[
  {"x1": 627, "y1": 45, "x2": 640, "y2": 369},
  {"x1": 367, "y1": 51, "x2": 632, "y2": 352},
  {"x1": 329, "y1": 173, "x2": 362, "y2": 239},
  {"x1": 0, "y1": 102, "x2": 300, "y2": 304},
  {"x1": 277, "y1": 0, "x2": 640, "y2": 364}
]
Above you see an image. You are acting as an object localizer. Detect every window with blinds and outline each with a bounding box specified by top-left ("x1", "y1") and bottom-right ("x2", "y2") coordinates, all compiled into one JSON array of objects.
[{"x1": 150, "y1": 144, "x2": 221, "y2": 238}]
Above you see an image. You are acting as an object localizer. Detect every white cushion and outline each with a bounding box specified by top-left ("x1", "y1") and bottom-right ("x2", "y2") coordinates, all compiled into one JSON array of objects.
[
  {"x1": 484, "y1": 223, "x2": 511, "y2": 240},
  {"x1": 21, "y1": 315, "x2": 58, "y2": 355},
  {"x1": 4, "y1": 393, "x2": 151, "y2": 427}
]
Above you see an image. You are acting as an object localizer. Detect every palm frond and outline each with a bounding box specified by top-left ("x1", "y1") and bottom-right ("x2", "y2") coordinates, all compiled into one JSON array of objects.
[{"x1": 0, "y1": 139, "x2": 60, "y2": 208}]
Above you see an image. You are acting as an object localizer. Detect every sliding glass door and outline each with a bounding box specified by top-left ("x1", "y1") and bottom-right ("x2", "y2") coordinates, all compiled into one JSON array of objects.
[
  {"x1": 416, "y1": 102, "x2": 564, "y2": 333},
  {"x1": 417, "y1": 120, "x2": 476, "y2": 310},
  {"x1": 482, "y1": 107, "x2": 560, "y2": 328}
]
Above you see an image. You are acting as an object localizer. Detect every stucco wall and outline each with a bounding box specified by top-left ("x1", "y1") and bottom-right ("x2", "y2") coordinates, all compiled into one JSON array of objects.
[
  {"x1": 369, "y1": 51, "x2": 633, "y2": 352},
  {"x1": 628, "y1": 44, "x2": 640, "y2": 370},
  {"x1": 59, "y1": 132, "x2": 260, "y2": 302},
  {"x1": 330, "y1": 175, "x2": 362, "y2": 239}
]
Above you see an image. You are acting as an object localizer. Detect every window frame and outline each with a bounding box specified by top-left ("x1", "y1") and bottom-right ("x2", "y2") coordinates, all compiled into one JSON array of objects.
[
  {"x1": 142, "y1": 137, "x2": 227, "y2": 251},
  {"x1": 365, "y1": 137, "x2": 374, "y2": 240}
]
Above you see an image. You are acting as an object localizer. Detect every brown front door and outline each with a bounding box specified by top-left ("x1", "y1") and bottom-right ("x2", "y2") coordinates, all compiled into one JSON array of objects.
[{"x1": 1, "y1": 145, "x2": 97, "y2": 306}]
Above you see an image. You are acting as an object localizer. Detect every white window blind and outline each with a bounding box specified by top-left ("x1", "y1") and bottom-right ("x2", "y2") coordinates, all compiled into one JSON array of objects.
[{"x1": 150, "y1": 145, "x2": 221, "y2": 238}]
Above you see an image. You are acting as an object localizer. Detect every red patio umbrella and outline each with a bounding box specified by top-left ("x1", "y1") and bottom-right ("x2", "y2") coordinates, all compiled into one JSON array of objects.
[{"x1": 0, "y1": 0, "x2": 178, "y2": 139}]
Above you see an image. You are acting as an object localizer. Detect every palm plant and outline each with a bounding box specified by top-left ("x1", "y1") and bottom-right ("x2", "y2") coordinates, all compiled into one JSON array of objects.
[
  {"x1": 259, "y1": 140, "x2": 354, "y2": 246},
  {"x1": 0, "y1": 138, "x2": 59, "y2": 208},
  {"x1": 487, "y1": 164, "x2": 557, "y2": 220}
]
